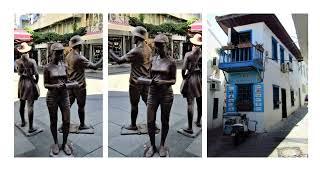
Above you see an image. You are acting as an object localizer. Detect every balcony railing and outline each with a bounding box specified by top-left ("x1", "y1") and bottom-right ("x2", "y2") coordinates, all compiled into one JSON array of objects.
[{"x1": 218, "y1": 44, "x2": 264, "y2": 72}]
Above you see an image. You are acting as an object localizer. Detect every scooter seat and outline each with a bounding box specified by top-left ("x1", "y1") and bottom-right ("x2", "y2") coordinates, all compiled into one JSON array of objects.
[{"x1": 232, "y1": 124, "x2": 244, "y2": 127}]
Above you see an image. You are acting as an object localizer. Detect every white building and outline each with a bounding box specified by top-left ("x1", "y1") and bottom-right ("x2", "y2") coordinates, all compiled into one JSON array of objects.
[
  {"x1": 207, "y1": 17, "x2": 226, "y2": 130},
  {"x1": 216, "y1": 14, "x2": 308, "y2": 133}
]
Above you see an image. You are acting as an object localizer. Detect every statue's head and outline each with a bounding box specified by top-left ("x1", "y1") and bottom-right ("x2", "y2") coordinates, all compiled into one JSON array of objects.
[
  {"x1": 50, "y1": 43, "x2": 64, "y2": 62},
  {"x1": 190, "y1": 33, "x2": 202, "y2": 52},
  {"x1": 154, "y1": 34, "x2": 169, "y2": 57},
  {"x1": 132, "y1": 26, "x2": 148, "y2": 44},
  {"x1": 17, "y1": 42, "x2": 31, "y2": 58},
  {"x1": 69, "y1": 35, "x2": 84, "y2": 51}
]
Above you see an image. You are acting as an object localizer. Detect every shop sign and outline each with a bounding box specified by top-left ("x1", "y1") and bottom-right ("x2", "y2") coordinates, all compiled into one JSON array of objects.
[
  {"x1": 229, "y1": 71, "x2": 260, "y2": 84},
  {"x1": 253, "y1": 83, "x2": 264, "y2": 112},
  {"x1": 226, "y1": 84, "x2": 237, "y2": 112}
]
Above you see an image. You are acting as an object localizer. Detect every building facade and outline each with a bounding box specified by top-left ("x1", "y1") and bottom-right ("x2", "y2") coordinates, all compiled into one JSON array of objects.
[
  {"x1": 28, "y1": 14, "x2": 103, "y2": 66},
  {"x1": 216, "y1": 14, "x2": 308, "y2": 133},
  {"x1": 207, "y1": 18, "x2": 226, "y2": 130},
  {"x1": 108, "y1": 14, "x2": 199, "y2": 61}
]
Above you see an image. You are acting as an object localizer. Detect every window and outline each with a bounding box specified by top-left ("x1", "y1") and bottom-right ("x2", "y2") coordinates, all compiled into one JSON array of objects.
[
  {"x1": 213, "y1": 98, "x2": 219, "y2": 119},
  {"x1": 291, "y1": 90, "x2": 295, "y2": 106},
  {"x1": 237, "y1": 84, "x2": 253, "y2": 112},
  {"x1": 272, "y1": 37, "x2": 278, "y2": 61},
  {"x1": 280, "y1": 46, "x2": 284, "y2": 64},
  {"x1": 238, "y1": 31, "x2": 251, "y2": 44},
  {"x1": 289, "y1": 55, "x2": 293, "y2": 63},
  {"x1": 273, "y1": 85, "x2": 280, "y2": 109}
]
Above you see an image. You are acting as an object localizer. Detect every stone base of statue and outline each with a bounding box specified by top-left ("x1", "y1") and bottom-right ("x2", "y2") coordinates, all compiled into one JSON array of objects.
[
  {"x1": 143, "y1": 144, "x2": 170, "y2": 157},
  {"x1": 58, "y1": 123, "x2": 94, "y2": 134},
  {"x1": 15, "y1": 122, "x2": 43, "y2": 137},
  {"x1": 49, "y1": 143, "x2": 75, "y2": 157},
  {"x1": 120, "y1": 123, "x2": 160, "y2": 135},
  {"x1": 177, "y1": 125, "x2": 202, "y2": 138}
]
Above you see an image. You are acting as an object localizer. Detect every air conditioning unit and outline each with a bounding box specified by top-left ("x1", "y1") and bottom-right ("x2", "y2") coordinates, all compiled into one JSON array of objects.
[
  {"x1": 210, "y1": 81, "x2": 220, "y2": 90},
  {"x1": 281, "y1": 63, "x2": 287, "y2": 73},
  {"x1": 287, "y1": 62, "x2": 293, "y2": 71}
]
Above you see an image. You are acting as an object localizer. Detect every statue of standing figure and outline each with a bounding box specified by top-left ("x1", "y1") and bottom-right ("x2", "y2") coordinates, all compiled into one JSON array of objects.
[
  {"x1": 108, "y1": 26, "x2": 152, "y2": 131},
  {"x1": 181, "y1": 33, "x2": 202, "y2": 134},
  {"x1": 65, "y1": 35, "x2": 103, "y2": 130},
  {"x1": 143, "y1": 34, "x2": 177, "y2": 157},
  {"x1": 44, "y1": 43, "x2": 79, "y2": 155},
  {"x1": 15, "y1": 42, "x2": 39, "y2": 133}
]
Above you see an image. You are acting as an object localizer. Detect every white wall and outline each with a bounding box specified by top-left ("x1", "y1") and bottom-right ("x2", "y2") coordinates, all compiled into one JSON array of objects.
[
  {"x1": 207, "y1": 25, "x2": 226, "y2": 130},
  {"x1": 226, "y1": 22, "x2": 308, "y2": 132}
]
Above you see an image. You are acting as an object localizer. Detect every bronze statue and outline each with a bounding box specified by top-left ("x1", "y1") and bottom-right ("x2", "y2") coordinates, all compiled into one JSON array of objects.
[
  {"x1": 143, "y1": 34, "x2": 177, "y2": 157},
  {"x1": 15, "y1": 42, "x2": 39, "y2": 133},
  {"x1": 66, "y1": 35, "x2": 103, "y2": 130},
  {"x1": 44, "y1": 43, "x2": 78, "y2": 155},
  {"x1": 109, "y1": 26, "x2": 152, "y2": 131},
  {"x1": 181, "y1": 34, "x2": 202, "y2": 134}
]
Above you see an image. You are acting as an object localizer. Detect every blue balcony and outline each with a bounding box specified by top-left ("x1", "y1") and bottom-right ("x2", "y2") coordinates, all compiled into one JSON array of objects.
[{"x1": 218, "y1": 45, "x2": 264, "y2": 72}]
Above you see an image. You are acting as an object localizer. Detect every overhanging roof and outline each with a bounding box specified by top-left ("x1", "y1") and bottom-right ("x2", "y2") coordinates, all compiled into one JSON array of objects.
[{"x1": 216, "y1": 14, "x2": 302, "y2": 60}]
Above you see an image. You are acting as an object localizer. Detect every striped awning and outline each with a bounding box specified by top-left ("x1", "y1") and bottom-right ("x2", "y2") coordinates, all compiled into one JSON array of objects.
[
  {"x1": 14, "y1": 29, "x2": 32, "y2": 42},
  {"x1": 190, "y1": 20, "x2": 202, "y2": 32}
]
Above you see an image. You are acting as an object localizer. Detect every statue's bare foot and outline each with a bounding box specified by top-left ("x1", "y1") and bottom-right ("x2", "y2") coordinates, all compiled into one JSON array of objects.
[
  {"x1": 155, "y1": 125, "x2": 160, "y2": 131},
  {"x1": 182, "y1": 128, "x2": 193, "y2": 134},
  {"x1": 195, "y1": 121, "x2": 201, "y2": 127},
  {"x1": 28, "y1": 127, "x2": 38, "y2": 133},
  {"x1": 124, "y1": 124, "x2": 138, "y2": 131},
  {"x1": 79, "y1": 124, "x2": 91, "y2": 130},
  {"x1": 52, "y1": 144, "x2": 60, "y2": 155},
  {"x1": 159, "y1": 146, "x2": 167, "y2": 157},
  {"x1": 63, "y1": 144, "x2": 72, "y2": 155},
  {"x1": 145, "y1": 146, "x2": 156, "y2": 157},
  {"x1": 20, "y1": 121, "x2": 26, "y2": 127}
]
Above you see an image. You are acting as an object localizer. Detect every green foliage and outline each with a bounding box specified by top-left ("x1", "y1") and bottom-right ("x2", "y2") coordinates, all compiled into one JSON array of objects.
[
  {"x1": 24, "y1": 27, "x2": 87, "y2": 44},
  {"x1": 128, "y1": 16, "x2": 197, "y2": 36},
  {"x1": 138, "y1": 14, "x2": 145, "y2": 23}
]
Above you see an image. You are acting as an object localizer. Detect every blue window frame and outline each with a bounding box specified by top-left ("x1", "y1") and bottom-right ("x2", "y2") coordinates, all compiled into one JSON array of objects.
[
  {"x1": 273, "y1": 85, "x2": 280, "y2": 109},
  {"x1": 272, "y1": 37, "x2": 278, "y2": 61},
  {"x1": 237, "y1": 84, "x2": 253, "y2": 112},
  {"x1": 289, "y1": 54, "x2": 293, "y2": 63},
  {"x1": 280, "y1": 45, "x2": 284, "y2": 64}
]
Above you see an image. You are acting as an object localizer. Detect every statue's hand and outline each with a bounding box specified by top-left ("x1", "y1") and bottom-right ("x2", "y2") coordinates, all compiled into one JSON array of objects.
[
  {"x1": 56, "y1": 82, "x2": 65, "y2": 89},
  {"x1": 153, "y1": 79, "x2": 164, "y2": 85}
]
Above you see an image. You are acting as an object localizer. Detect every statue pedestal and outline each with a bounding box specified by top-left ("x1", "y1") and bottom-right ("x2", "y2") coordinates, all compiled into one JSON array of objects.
[
  {"x1": 143, "y1": 145, "x2": 169, "y2": 157},
  {"x1": 49, "y1": 143, "x2": 75, "y2": 157},
  {"x1": 58, "y1": 123, "x2": 94, "y2": 134},
  {"x1": 120, "y1": 123, "x2": 160, "y2": 135},
  {"x1": 15, "y1": 122, "x2": 43, "y2": 137},
  {"x1": 177, "y1": 125, "x2": 202, "y2": 138}
]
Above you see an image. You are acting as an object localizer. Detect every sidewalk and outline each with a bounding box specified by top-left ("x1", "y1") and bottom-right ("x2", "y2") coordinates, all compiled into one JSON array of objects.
[
  {"x1": 207, "y1": 106, "x2": 308, "y2": 157},
  {"x1": 108, "y1": 91, "x2": 202, "y2": 157},
  {"x1": 108, "y1": 66, "x2": 201, "y2": 157},
  {"x1": 13, "y1": 73, "x2": 103, "y2": 157}
]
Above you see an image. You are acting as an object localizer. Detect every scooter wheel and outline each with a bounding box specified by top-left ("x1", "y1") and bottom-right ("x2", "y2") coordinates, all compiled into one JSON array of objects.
[{"x1": 233, "y1": 134, "x2": 240, "y2": 146}]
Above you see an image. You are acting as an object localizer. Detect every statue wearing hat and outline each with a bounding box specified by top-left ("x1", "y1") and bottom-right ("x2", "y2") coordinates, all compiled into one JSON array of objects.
[
  {"x1": 15, "y1": 42, "x2": 40, "y2": 133},
  {"x1": 44, "y1": 43, "x2": 79, "y2": 156},
  {"x1": 142, "y1": 34, "x2": 176, "y2": 157},
  {"x1": 65, "y1": 35, "x2": 103, "y2": 131},
  {"x1": 180, "y1": 33, "x2": 202, "y2": 135},
  {"x1": 108, "y1": 26, "x2": 153, "y2": 131}
]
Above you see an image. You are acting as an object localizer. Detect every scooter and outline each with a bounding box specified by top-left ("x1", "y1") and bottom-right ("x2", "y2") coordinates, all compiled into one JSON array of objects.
[{"x1": 223, "y1": 112, "x2": 258, "y2": 146}]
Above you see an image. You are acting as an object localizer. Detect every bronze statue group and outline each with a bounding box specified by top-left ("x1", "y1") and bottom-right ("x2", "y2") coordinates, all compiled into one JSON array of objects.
[
  {"x1": 109, "y1": 26, "x2": 202, "y2": 157},
  {"x1": 15, "y1": 36, "x2": 102, "y2": 156}
]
